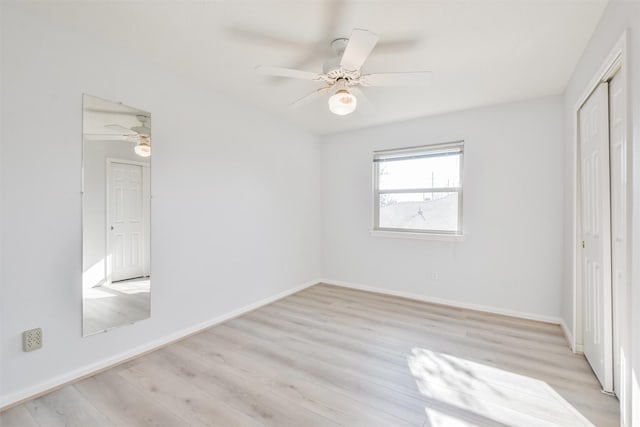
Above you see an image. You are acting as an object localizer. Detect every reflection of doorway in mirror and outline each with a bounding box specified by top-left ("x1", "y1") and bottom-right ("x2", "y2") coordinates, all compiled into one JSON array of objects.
[{"x1": 106, "y1": 159, "x2": 150, "y2": 284}]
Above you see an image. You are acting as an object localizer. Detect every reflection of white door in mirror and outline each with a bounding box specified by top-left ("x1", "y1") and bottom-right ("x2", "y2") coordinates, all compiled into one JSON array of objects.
[{"x1": 107, "y1": 160, "x2": 149, "y2": 283}]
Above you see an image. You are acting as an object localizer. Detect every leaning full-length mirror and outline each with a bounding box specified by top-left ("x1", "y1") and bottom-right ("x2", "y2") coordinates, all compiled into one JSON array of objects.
[{"x1": 82, "y1": 94, "x2": 151, "y2": 336}]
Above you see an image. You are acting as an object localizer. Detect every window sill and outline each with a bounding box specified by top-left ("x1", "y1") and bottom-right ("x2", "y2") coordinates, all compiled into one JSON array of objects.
[{"x1": 370, "y1": 230, "x2": 466, "y2": 242}]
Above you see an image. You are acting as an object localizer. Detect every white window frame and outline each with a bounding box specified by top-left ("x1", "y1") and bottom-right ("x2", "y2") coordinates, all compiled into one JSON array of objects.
[{"x1": 372, "y1": 141, "x2": 464, "y2": 238}]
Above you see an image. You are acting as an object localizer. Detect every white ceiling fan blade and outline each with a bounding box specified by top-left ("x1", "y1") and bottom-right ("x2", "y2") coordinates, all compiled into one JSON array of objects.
[
  {"x1": 351, "y1": 87, "x2": 375, "y2": 113},
  {"x1": 105, "y1": 124, "x2": 133, "y2": 133},
  {"x1": 256, "y1": 66, "x2": 323, "y2": 81},
  {"x1": 85, "y1": 107, "x2": 144, "y2": 116},
  {"x1": 84, "y1": 133, "x2": 138, "y2": 142},
  {"x1": 227, "y1": 27, "x2": 308, "y2": 51},
  {"x1": 361, "y1": 71, "x2": 432, "y2": 87},
  {"x1": 288, "y1": 87, "x2": 332, "y2": 109},
  {"x1": 340, "y1": 29, "x2": 379, "y2": 71},
  {"x1": 375, "y1": 38, "x2": 420, "y2": 54}
]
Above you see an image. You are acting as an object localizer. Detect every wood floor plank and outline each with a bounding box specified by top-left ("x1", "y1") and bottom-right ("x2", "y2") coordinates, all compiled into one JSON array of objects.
[
  {"x1": 0, "y1": 404, "x2": 39, "y2": 427},
  {"x1": 296, "y1": 286, "x2": 568, "y2": 347},
  {"x1": 252, "y1": 298, "x2": 597, "y2": 392},
  {"x1": 138, "y1": 346, "x2": 341, "y2": 427},
  {"x1": 223, "y1": 317, "x2": 426, "y2": 401},
  {"x1": 266, "y1": 290, "x2": 600, "y2": 389},
  {"x1": 308, "y1": 285, "x2": 567, "y2": 345},
  {"x1": 303, "y1": 286, "x2": 568, "y2": 348},
  {"x1": 117, "y1": 357, "x2": 265, "y2": 427},
  {"x1": 173, "y1": 335, "x2": 415, "y2": 427},
  {"x1": 73, "y1": 369, "x2": 191, "y2": 426},
  {"x1": 23, "y1": 386, "x2": 114, "y2": 427},
  {"x1": 1, "y1": 284, "x2": 619, "y2": 427},
  {"x1": 235, "y1": 307, "x2": 599, "y2": 424},
  {"x1": 210, "y1": 324, "x2": 428, "y2": 424}
]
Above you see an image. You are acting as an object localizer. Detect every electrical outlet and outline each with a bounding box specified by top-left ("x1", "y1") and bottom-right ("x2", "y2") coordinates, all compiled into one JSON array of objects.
[{"x1": 23, "y1": 328, "x2": 42, "y2": 352}]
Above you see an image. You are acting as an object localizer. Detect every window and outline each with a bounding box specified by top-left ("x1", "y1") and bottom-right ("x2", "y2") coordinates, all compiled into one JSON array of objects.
[{"x1": 373, "y1": 141, "x2": 463, "y2": 235}]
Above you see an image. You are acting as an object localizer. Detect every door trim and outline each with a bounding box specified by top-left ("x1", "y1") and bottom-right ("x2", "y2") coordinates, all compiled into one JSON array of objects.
[
  {"x1": 105, "y1": 158, "x2": 150, "y2": 286},
  {"x1": 572, "y1": 30, "x2": 629, "y2": 403}
]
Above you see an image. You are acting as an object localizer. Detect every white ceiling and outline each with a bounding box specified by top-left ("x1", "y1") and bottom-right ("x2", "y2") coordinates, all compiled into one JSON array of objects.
[{"x1": 21, "y1": 0, "x2": 608, "y2": 135}]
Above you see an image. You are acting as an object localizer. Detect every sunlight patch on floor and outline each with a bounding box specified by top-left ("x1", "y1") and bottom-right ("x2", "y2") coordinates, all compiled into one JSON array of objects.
[
  {"x1": 108, "y1": 278, "x2": 150, "y2": 294},
  {"x1": 409, "y1": 348, "x2": 594, "y2": 427},
  {"x1": 83, "y1": 287, "x2": 118, "y2": 300}
]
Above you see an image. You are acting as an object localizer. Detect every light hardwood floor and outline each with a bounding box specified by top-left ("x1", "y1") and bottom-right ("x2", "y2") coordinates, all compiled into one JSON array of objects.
[{"x1": 1, "y1": 284, "x2": 619, "y2": 426}]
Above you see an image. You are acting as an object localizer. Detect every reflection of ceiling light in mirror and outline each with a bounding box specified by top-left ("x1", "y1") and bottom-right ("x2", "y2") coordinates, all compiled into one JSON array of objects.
[
  {"x1": 134, "y1": 137, "x2": 151, "y2": 157},
  {"x1": 328, "y1": 89, "x2": 357, "y2": 115}
]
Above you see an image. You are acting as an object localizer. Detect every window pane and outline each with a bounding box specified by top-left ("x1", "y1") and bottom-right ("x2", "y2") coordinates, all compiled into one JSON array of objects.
[
  {"x1": 379, "y1": 192, "x2": 459, "y2": 232},
  {"x1": 378, "y1": 154, "x2": 461, "y2": 190}
]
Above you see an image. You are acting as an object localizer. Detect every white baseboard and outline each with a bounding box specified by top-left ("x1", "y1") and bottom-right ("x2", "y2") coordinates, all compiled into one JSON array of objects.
[
  {"x1": 560, "y1": 319, "x2": 577, "y2": 352},
  {"x1": 0, "y1": 279, "x2": 319, "y2": 411},
  {"x1": 321, "y1": 279, "x2": 563, "y2": 325}
]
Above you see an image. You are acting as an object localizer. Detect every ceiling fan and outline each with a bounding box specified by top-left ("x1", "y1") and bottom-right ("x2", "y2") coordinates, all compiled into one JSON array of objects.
[
  {"x1": 229, "y1": 0, "x2": 419, "y2": 73},
  {"x1": 256, "y1": 29, "x2": 432, "y2": 116},
  {"x1": 104, "y1": 115, "x2": 151, "y2": 157}
]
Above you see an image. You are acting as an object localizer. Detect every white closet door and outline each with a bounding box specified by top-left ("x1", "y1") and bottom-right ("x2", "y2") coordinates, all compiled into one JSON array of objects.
[{"x1": 579, "y1": 82, "x2": 613, "y2": 392}]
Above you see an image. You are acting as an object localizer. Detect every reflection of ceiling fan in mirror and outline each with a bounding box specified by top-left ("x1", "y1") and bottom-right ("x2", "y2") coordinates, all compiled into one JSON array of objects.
[
  {"x1": 255, "y1": 29, "x2": 432, "y2": 115},
  {"x1": 104, "y1": 115, "x2": 151, "y2": 158}
]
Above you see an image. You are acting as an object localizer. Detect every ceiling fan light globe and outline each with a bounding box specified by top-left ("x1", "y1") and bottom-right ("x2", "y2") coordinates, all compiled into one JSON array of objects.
[
  {"x1": 329, "y1": 90, "x2": 357, "y2": 115},
  {"x1": 134, "y1": 142, "x2": 151, "y2": 157}
]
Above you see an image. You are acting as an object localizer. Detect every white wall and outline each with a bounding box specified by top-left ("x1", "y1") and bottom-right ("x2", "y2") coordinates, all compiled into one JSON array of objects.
[
  {"x1": 0, "y1": 3, "x2": 322, "y2": 404},
  {"x1": 320, "y1": 96, "x2": 565, "y2": 320},
  {"x1": 561, "y1": 0, "x2": 640, "y2": 424}
]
